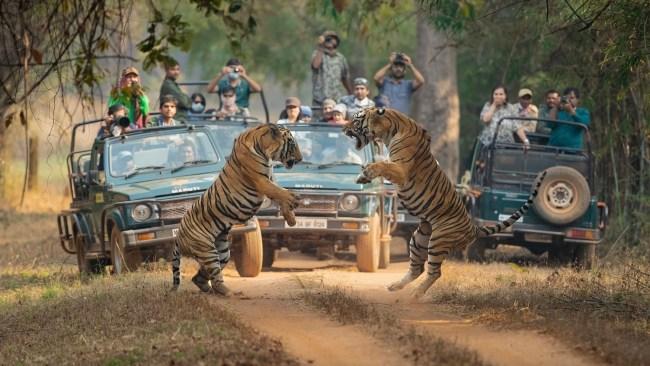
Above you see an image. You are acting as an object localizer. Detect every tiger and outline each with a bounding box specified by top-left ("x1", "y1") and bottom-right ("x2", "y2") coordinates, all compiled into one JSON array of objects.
[
  {"x1": 172, "y1": 124, "x2": 302, "y2": 296},
  {"x1": 343, "y1": 107, "x2": 546, "y2": 297}
]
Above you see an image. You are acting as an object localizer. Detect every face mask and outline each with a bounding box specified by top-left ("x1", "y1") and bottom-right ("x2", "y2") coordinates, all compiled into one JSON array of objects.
[
  {"x1": 228, "y1": 72, "x2": 239, "y2": 80},
  {"x1": 191, "y1": 103, "x2": 205, "y2": 113}
]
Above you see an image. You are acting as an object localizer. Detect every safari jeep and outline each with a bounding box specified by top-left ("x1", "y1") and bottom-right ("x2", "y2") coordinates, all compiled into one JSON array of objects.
[
  {"x1": 256, "y1": 122, "x2": 397, "y2": 272},
  {"x1": 57, "y1": 118, "x2": 263, "y2": 276},
  {"x1": 462, "y1": 117, "x2": 608, "y2": 268}
]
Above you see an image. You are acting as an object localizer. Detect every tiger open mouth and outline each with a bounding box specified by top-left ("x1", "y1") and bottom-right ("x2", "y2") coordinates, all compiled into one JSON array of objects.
[
  {"x1": 344, "y1": 129, "x2": 364, "y2": 150},
  {"x1": 284, "y1": 158, "x2": 298, "y2": 169}
]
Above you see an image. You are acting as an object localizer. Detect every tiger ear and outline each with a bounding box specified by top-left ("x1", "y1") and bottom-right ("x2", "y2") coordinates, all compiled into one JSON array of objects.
[
  {"x1": 267, "y1": 123, "x2": 281, "y2": 138},
  {"x1": 377, "y1": 107, "x2": 385, "y2": 115}
]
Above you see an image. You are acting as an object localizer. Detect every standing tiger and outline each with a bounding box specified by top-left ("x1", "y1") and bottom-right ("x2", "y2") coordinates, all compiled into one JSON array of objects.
[
  {"x1": 172, "y1": 124, "x2": 302, "y2": 296},
  {"x1": 343, "y1": 107, "x2": 546, "y2": 297}
]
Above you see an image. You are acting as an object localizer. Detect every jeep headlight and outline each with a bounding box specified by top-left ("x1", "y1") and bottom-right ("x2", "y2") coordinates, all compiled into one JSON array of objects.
[
  {"x1": 340, "y1": 194, "x2": 360, "y2": 211},
  {"x1": 131, "y1": 204, "x2": 153, "y2": 222}
]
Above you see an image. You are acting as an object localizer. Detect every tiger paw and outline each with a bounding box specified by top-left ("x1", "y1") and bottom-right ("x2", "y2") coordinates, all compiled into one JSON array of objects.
[
  {"x1": 211, "y1": 282, "x2": 232, "y2": 297},
  {"x1": 410, "y1": 273, "x2": 440, "y2": 298},
  {"x1": 192, "y1": 273, "x2": 211, "y2": 293},
  {"x1": 281, "y1": 205, "x2": 297, "y2": 227},
  {"x1": 356, "y1": 173, "x2": 372, "y2": 184},
  {"x1": 387, "y1": 269, "x2": 423, "y2": 291}
]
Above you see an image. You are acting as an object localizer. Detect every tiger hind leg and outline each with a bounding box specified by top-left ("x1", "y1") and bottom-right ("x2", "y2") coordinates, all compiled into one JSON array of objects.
[
  {"x1": 387, "y1": 222, "x2": 430, "y2": 291},
  {"x1": 204, "y1": 233, "x2": 232, "y2": 297},
  {"x1": 411, "y1": 235, "x2": 453, "y2": 298},
  {"x1": 191, "y1": 266, "x2": 211, "y2": 293},
  {"x1": 171, "y1": 241, "x2": 181, "y2": 291}
]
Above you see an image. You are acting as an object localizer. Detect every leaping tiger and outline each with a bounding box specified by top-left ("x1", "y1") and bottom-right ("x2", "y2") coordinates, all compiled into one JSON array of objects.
[
  {"x1": 172, "y1": 124, "x2": 302, "y2": 296},
  {"x1": 343, "y1": 107, "x2": 546, "y2": 297}
]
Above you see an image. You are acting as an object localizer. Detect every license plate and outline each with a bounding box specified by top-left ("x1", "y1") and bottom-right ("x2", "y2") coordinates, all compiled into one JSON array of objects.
[
  {"x1": 287, "y1": 218, "x2": 327, "y2": 229},
  {"x1": 172, "y1": 228, "x2": 180, "y2": 237},
  {"x1": 397, "y1": 213, "x2": 405, "y2": 222},
  {"x1": 524, "y1": 233, "x2": 552, "y2": 243}
]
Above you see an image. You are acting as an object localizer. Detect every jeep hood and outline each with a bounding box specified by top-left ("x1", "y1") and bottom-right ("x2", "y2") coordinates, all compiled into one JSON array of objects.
[
  {"x1": 273, "y1": 172, "x2": 366, "y2": 191},
  {"x1": 110, "y1": 173, "x2": 216, "y2": 200}
]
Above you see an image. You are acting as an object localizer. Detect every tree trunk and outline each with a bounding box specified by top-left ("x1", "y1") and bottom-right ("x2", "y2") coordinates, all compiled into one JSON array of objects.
[{"x1": 412, "y1": 14, "x2": 460, "y2": 181}]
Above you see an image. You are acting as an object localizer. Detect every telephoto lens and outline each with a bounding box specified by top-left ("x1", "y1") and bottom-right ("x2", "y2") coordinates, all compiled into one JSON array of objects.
[{"x1": 117, "y1": 116, "x2": 131, "y2": 128}]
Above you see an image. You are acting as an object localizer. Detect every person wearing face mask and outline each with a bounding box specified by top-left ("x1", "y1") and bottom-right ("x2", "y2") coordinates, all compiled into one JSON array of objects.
[
  {"x1": 373, "y1": 52, "x2": 424, "y2": 115},
  {"x1": 189, "y1": 93, "x2": 207, "y2": 117},
  {"x1": 207, "y1": 58, "x2": 262, "y2": 110},
  {"x1": 214, "y1": 86, "x2": 248, "y2": 119},
  {"x1": 311, "y1": 30, "x2": 352, "y2": 106},
  {"x1": 277, "y1": 97, "x2": 304, "y2": 124},
  {"x1": 108, "y1": 66, "x2": 149, "y2": 129}
]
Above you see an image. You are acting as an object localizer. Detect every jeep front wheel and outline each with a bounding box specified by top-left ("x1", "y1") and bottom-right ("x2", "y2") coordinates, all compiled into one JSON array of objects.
[
  {"x1": 110, "y1": 226, "x2": 141, "y2": 274},
  {"x1": 233, "y1": 220, "x2": 263, "y2": 277},
  {"x1": 356, "y1": 214, "x2": 380, "y2": 272}
]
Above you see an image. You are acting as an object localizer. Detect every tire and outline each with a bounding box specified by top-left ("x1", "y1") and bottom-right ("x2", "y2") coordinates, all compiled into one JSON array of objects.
[
  {"x1": 573, "y1": 243, "x2": 596, "y2": 270},
  {"x1": 74, "y1": 228, "x2": 103, "y2": 275},
  {"x1": 233, "y1": 219, "x2": 263, "y2": 277},
  {"x1": 110, "y1": 226, "x2": 141, "y2": 274},
  {"x1": 262, "y1": 244, "x2": 277, "y2": 268},
  {"x1": 534, "y1": 166, "x2": 590, "y2": 225},
  {"x1": 356, "y1": 214, "x2": 381, "y2": 272},
  {"x1": 465, "y1": 238, "x2": 488, "y2": 263},
  {"x1": 378, "y1": 234, "x2": 392, "y2": 269}
]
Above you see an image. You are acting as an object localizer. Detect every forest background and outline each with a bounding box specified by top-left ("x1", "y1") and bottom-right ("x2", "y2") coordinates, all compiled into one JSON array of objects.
[{"x1": 0, "y1": 0, "x2": 647, "y2": 256}]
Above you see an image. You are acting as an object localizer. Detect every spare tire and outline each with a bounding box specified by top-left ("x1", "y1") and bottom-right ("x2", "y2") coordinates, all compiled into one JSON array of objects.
[{"x1": 534, "y1": 166, "x2": 590, "y2": 225}]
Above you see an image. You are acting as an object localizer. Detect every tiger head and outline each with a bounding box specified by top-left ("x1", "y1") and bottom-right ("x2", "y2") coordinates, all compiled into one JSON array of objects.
[
  {"x1": 343, "y1": 107, "x2": 393, "y2": 150},
  {"x1": 260, "y1": 124, "x2": 302, "y2": 169}
]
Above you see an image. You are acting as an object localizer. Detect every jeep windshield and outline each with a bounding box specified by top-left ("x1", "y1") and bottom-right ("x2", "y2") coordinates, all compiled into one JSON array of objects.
[
  {"x1": 208, "y1": 121, "x2": 261, "y2": 159},
  {"x1": 108, "y1": 130, "x2": 219, "y2": 178},
  {"x1": 279, "y1": 128, "x2": 365, "y2": 169}
]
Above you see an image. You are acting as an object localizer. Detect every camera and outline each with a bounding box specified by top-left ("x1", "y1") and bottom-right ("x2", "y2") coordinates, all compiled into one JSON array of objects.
[
  {"x1": 116, "y1": 116, "x2": 131, "y2": 128},
  {"x1": 231, "y1": 66, "x2": 240, "y2": 73},
  {"x1": 394, "y1": 52, "x2": 406, "y2": 64}
]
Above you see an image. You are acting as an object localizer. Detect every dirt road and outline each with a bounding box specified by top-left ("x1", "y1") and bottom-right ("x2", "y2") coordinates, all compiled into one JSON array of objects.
[{"x1": 221, "y1": 250, "x2": 600, "y2": 366}]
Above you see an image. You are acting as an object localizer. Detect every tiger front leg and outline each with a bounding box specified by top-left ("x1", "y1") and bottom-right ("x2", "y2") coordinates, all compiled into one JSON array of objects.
[{"x1": 356, "y1": 161, "x2": 407, "y2": 186}]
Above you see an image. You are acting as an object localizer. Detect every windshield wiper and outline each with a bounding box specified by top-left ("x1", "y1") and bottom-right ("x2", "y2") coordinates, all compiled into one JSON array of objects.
[
  {"x1": 171, "y1": 159, "x2": 215, "y2": 173},
  {"x1": 317, "y1": 161, "x2": 363, "y2": 169},
  {"x1": 124, "y1": 165, "x2": 166, "y2": 179}
]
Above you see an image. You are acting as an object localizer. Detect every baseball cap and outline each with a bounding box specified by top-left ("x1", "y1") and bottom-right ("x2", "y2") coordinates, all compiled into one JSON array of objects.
[
  {"x1": 518, "y1": 88, "x2": 533, "y2": 98},
  {"x1": 322, "y1": 98, "x2": 336, "y2": 108},
  {"x1": 321, "y1": 30, "x2": 340, "y2": 44},
  {"x1": 285, "y1": 97, "x2": 301, "y2": 107},
  {"x1": 300, "y1": 105, "x2": 313, "y2": 117},
  {"x1": 333, "y1": 103, "x2": 347, "y2": 115},
  {"x1": 121, "y1": 66, "x2": 139, "y2": 77},
  {"x1": 354, "y1": 77, "x2": 369, "y2": 87}
]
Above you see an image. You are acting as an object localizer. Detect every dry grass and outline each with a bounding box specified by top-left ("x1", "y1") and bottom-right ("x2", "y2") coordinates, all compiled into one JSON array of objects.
[
  {"x1": 301, "y1": 285, "x2": 489, "y2": 366},
  {"x1": 427, "y1": 260, "x2": 650, "y2": 365},
  {"x1": 0, "y1": 268, "x2": 299, "y2": 366}
]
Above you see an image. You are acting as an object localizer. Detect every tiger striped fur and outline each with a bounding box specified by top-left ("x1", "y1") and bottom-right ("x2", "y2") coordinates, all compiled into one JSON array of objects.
[
  {"x1": 172, "y1": 124, "x2": 302, "y2": 296},
  {"x1": 343, "y1": 107, "x2": 546, "y2": 297}
]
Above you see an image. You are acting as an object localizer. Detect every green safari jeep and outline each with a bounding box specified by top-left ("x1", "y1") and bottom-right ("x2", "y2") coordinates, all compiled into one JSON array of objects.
[
  {"x1": 256, "y1": 123, "x2": 397, "y2": 272},
  {"x1": 463, "y1": 117, "x2": 608, "y2": 268},
  {"x1": 56, "y1": 118, "x2": 264, "y2": 276}
]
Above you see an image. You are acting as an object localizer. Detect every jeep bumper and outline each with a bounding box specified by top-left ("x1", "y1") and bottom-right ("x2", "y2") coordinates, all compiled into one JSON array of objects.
[
  {"x1": 257, "y1": 216, "x2": 370, "y2": 235},
  {"x1": 120, "y1": 220, "x2": 258, "y2": 247},
  {"x1": 475, "y1": 219, "x2": 603, "y2": 245}
]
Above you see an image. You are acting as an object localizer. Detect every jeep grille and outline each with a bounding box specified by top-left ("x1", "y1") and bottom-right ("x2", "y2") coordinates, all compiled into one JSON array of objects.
[
  {"x1": 296, "y1": 194, "x2": 337, "y2": 212},
  {"x1": 160, "y1": 199, "x2": 196, "y2": 220}
]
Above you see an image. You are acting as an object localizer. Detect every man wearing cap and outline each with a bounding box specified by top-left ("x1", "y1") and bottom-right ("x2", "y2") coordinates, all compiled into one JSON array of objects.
[
  {"x1": 207, "y1": 58, "x2": 262, "y2": 110},
  {"x1": 311, "y1": 30, "x2": 352, "y2": 106},
  {"x1": 108, "y1": 66, "x2": 149, "y2": 129},
  {"x1": 300, "y1": 106, "x2": 313, "y2": 123},
  {"x1": 339, "y1": 77, "x2": 375, "y2": 119},
  {"x1": 373, "y1": 52, "x2": 425, "y2": 115},
  {"x1": 159, "y1": 59, "x2": 192, "y2": 122},
  {"x1": 277, "y1": 97, "x2": 304, "y2": 124},
  {"x1": 514, "y1": 88, "x2": 539, "y2": 135}
]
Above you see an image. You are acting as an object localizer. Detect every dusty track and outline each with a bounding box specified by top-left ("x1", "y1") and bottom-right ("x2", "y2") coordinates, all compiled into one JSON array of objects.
[{"x1": 221, "y1": 250, "x2": 601, "y2": 366}]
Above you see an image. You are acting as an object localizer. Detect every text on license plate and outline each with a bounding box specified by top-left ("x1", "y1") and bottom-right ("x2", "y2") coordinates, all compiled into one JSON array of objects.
[
  {"x1": 172, "y1": 228, "x2": 180, "y2": 237},
  {"x1": 286, "y1": 218, "x2": 327, "y2": 229}
]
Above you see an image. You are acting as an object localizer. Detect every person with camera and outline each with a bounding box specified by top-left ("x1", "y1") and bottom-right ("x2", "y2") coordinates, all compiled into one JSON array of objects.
[
  {"x1": 207, "y1": 58, "x2": 262, "y2": 110},
  {"x1": 547, "y1": 87, "x2": 591, "y2": 149},
  {"x1": 97, "y1": 104, "x2": 135, "y2": 139},
  {"x1": 213, "y1": 86, "x2": 249, "y2": 120},
  {"x1": 338, "y1": 77, "x2": 375, "y2": 120},
  {"x1": 311, "y1": 30, "x2": 352, "y2": 107},
  {"x1": 108, "y1": 66, "x2": 149, "y2": 129},
  {"x1": 373, "y1": 52, "x2": 425, "y2": 114},
  {"x1": 159, "y1": 59, "x2": 192, "y2": 121},
  {"x1": 147, "y1": 95, "x2": 183, "y2": 127}
]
